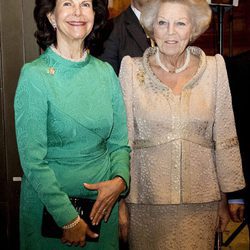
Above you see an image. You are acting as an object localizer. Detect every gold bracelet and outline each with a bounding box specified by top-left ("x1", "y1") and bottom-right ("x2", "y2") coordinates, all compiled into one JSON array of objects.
[{"x1": 62, "y1": 215, "x2": 80, "y2": 230}]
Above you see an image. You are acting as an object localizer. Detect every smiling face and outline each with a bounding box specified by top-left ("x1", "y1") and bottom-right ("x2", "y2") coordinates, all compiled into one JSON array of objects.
[
  {"x1": 153, "y1": 2, "x2": 193, "y2": 57},
  {"x1": 47, "y1": 0, "x2": 95, "y2": 46}
]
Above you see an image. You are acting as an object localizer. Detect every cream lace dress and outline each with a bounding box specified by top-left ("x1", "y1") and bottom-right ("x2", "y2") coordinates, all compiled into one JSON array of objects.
[{"x1": 119, "y1": 46, "x2": 245, "y2": 250}]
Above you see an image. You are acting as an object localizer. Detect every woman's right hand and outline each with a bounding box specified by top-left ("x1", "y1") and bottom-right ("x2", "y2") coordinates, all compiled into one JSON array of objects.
[{"x1": 61, "y1": 218, "x2": 98, "y2": 247}]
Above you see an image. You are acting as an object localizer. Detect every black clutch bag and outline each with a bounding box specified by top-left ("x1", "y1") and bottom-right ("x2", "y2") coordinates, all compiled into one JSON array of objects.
[{"x1": 41, "y1": 197, "x2": 101, "y2": 242}]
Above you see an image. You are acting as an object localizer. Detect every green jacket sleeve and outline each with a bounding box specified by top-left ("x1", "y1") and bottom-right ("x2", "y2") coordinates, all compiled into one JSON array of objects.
[
  {"x1": 105, "y1": 64, "x2": 131, "y2": 195},
  {"x1": 14, "y1": 64, "x2": 78, "y2": 227}
]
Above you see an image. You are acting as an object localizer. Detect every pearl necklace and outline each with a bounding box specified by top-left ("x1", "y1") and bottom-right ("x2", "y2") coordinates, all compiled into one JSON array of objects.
[
  {"x1": 155, "y1": 47, "x2": 191, "y2": 74},
  {"x1": 50, "y1": 44, "x2": 87, "y2": 62}
]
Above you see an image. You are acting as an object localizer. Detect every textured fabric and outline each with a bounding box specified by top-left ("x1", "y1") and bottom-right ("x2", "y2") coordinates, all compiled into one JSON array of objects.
[
  {"x1": 14, "y1": 47, "x2": 130, "y2": 250},
  {"x1": 127, "y1": 202, "x2": 218, "y2": 250},
  {"x1": 119, "y1": 46, "x2": 245, "y2": 205}
]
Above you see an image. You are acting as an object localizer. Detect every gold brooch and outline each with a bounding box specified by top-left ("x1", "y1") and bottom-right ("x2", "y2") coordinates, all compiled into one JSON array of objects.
[
  {"x1": 48, "y1": 67, "x2": 55, "y2": 75},
  {"x1": 136, "y1": 70, "x2": 145, "y2": 86}
]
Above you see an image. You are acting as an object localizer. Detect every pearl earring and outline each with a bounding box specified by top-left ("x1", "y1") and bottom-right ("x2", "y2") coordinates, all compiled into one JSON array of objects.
[{"x1": 52, "y1": 23, "x2": 57, "y2": 29}]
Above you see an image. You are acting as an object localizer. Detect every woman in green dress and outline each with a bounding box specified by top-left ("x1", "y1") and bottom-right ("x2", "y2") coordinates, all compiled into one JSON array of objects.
[{"x1": 14, "y1": 0, "x2": 130, "y2": 249}]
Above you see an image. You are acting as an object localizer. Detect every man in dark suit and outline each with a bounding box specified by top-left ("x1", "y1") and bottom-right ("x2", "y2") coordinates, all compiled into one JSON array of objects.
[
  {"x1": 225, "y1": 51, "x2": 250, "y2": 235},
  {"x1": 98, "y1": 0, "x2": 152, "y2": 74}
]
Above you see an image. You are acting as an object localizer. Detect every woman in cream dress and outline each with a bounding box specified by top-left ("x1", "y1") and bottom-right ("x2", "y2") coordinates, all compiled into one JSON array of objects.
[{"x1": 119, "y1": 0, "x2": 245, "y2": 249}]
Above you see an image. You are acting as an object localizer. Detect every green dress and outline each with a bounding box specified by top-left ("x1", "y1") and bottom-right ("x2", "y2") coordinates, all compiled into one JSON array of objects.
[{"x1": 14, "y1": 47, "x2": 130, "y2": 250}]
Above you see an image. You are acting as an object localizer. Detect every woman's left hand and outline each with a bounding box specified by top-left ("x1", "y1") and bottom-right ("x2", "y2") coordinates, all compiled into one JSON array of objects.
[
  {"x1": 217, "y1": 193, "x2": 230, "y2": 232},
  {"x1": 83, "y1": 177, "x2": 126, "y2": 225}
]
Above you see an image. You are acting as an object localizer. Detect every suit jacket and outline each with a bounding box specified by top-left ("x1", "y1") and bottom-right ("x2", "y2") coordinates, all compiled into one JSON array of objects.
[
  {"x1": 225, "y1": 51, "x2": 250, "y2": 222},
  {"x1": 98, "y1": 6, "x2": 151, "y2": 74},
  {"x1": 119, "y1": 47, "x2": 245, "y2": 205}
]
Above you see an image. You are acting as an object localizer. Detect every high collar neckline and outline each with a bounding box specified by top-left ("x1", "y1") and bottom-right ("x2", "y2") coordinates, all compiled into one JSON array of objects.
[{"x1": 42, "y1": 47, "x2": 91, "y2": 68}]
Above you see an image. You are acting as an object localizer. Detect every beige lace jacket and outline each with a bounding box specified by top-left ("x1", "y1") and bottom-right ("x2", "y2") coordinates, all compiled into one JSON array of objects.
[{"x1": 119, "y1": 46, "x2": 245, "y2": 205}]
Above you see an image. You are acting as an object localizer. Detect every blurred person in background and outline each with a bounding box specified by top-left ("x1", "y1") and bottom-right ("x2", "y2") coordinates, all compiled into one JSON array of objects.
[
  {"x1": 97, "y1": 0, "x2": 152, "y2": 74},
  {"x1": 226, "y1": 51, "x2": 250, "y2": 236}
]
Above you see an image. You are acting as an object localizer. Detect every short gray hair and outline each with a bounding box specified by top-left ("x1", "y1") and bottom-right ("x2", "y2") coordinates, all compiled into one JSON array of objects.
[{"x1": 140, "y1": 0, "x2": 212, "y2": 43}]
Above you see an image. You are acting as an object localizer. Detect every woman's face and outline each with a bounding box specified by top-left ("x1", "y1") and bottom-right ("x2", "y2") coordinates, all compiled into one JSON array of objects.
[
  {"x1": 153, "y1": 2, "x2": 192, "y2": 57},
  {"x1": 48, "y1": 0, "x2": 95, "y2": 44}
]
